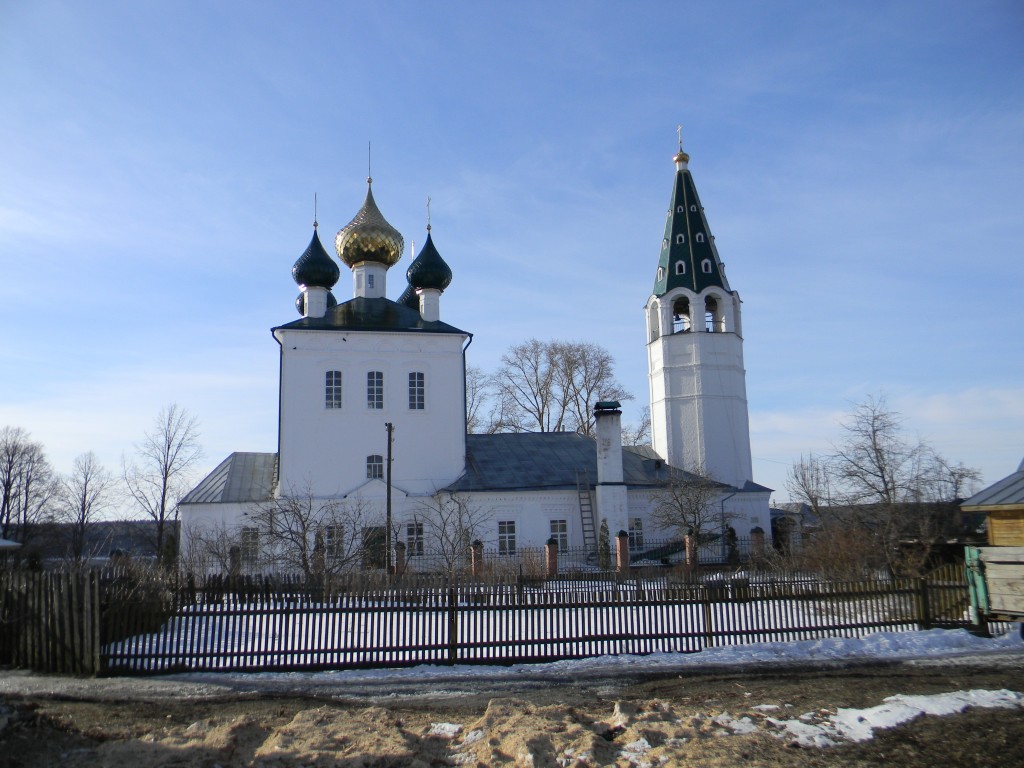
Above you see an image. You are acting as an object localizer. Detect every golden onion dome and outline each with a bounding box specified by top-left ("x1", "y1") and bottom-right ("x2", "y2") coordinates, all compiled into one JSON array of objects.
[{"x1": 335, "y1": 180, "x2": 404, "y2": 268}]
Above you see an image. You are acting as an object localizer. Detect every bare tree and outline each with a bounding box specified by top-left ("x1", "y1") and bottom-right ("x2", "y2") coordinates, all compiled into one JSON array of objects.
[
  {"x1": 785, "y1": 452, "x2": 835, "y2": 521},
  {"x1": 0, "y1": 427, "x2": 58, "y2": 547},
  {"x1": 409, "y1": 492, "x2": 492, "y2": 574},
  {"x1": 490, "y1": 339, "x2": 632, "y2": 435},
  {"x1": 622, "y1": 406, "x2": 652, "y2": 447},
  {"x1": 465, "y1": 365, "x2": 492, "y2": 434},
  {"x1": 123, "y1": 404, "x2": 202, "y2": 565},
  {"x1": 789, "y1": 396, "x2": 982, "y2": 575},
  {"x1": 57, "y1": 452, "x2": 115, "y2": 564},
  {"x1": 650, "y1": 464, "x2": 730, "y2": 566},
  {"x1": 247, "y1": 489, "x2": 373, "y2": 580}
]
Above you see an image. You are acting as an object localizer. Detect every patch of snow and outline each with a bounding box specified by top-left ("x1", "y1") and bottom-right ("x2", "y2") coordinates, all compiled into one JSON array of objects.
[{"x1": 428, "y1": 721, "x2": 462, "y2": 738}]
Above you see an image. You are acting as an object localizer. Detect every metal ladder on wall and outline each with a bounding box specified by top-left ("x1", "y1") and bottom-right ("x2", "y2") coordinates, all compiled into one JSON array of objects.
[{"x1": 576, "y1": 471, "x2": 597, "y2": 553}]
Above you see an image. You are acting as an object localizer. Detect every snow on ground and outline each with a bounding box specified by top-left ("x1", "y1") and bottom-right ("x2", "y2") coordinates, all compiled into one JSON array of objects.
[{"x1": 167, "y1": 626, "x2": 1023, "y2": 690}]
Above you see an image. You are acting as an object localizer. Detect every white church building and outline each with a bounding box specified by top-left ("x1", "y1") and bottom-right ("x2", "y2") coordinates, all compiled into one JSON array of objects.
[{"x1": 179, "y1": 144, "x2": 773, "y2": 571}]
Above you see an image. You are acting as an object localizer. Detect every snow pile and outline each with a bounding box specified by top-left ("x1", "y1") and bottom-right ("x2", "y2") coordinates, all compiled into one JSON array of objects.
[{"x1": 767, "y1": 688, "x2": 1024, "y2": 747}]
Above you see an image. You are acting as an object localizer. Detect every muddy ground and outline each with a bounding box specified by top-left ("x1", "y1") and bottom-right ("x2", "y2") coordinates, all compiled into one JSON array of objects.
[{"x1": 2, "y1": 653, "x2": 1023, "y2": 767}]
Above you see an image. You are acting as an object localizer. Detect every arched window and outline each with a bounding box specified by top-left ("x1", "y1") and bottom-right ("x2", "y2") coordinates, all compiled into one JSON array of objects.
[
  {"x1": 672, "y1": 296, "x2": 691, "y2": 333},
  {"x1": 675, "y1": 261, "x2": 686, "y2": 275},
  {"x1": 696, "y1": 233, "x2": 705, "y2": 243},
  {"x1": 366, "y1": 455, "x2": 384, "y2": 479},
  {"x1": 705, "y1": 296, "x2": 725, "y2": 332},
  {"x1": 701, "y1": 259, "x2": 712, "y2": 273},
  {"x1": 675, "y1": 233, "x2": 685, "y2": 244},
  {"x1": 676, "y1": 205, "x2": 684, "y2": 213},
  {"x1": 408, "y1": 371, "x2": 425, "y2": 410},
  {"x1": 690, "y1": 205, "x2": 697, "y2": 212},
  {"x1": 657, "y1": 267, "x2": 664, "y2": 281}
]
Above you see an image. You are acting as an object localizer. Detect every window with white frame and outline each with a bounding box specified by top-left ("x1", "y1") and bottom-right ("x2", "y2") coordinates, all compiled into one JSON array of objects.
[
  {"x1": 240, "y1": 527, "x2": 259, "y2": 569},
  {"x1": 325, "y1": 370, "x2": 342, "y2": 409},
  {"x1": 675, "y1": 233, "x2": 685, "y2": 244},
  {"x1": 549, "y1": 519, "x2": 568, "y2": 551},
  {"x1": 696, "y1": 232, "x2": 705, "y2": 243},
  {"x1": 675, "y1": 261, "x2": 686, "y2": 275},
  {"x1": 406, "y1": 521, "x2": 424, "y2": 556},
  {"x1": 367, "y1": 371, "x2": 383, "y2": 409},
  {"x1": 366, "y1": 454, "x2": 383, "y2": 479},
  {"x1": 408, "y1": 371, "x2": 425, "y2": 410},
  {"x1": 498, "y1": 520, "x2": 516, "y2": 555},
  {"x1": 628, "y1": 518, "x2": 644, "y2": 549},
  {"x1": 323, "y1": 525, "x2": 343, "y2": 561},
  {"x1": 701, "y1": 259, "x2": 712, "y2": 273}
]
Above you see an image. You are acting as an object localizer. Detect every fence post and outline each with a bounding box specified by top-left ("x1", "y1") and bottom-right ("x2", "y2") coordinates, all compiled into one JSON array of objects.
[
  {"x1": 616, "y1": 530, "x2": 630, "y2": 575},
  {"x1": 701, "y1": 584, "x2": 714, "y2": 650},
  {"x1": 471, "y1": 540, "x2": 484, "y2": 577},
  {"x1": 545, "y1": 538, "x2": 558, "y2": 579},
  {"x1": 916, "y1": 576, "x2": 932, "y2": 630}
]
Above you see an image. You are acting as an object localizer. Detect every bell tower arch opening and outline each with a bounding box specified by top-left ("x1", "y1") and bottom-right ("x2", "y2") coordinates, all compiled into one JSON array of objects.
[{"x1": 672, "y1": 296, "x2": 692, "y2": 333}]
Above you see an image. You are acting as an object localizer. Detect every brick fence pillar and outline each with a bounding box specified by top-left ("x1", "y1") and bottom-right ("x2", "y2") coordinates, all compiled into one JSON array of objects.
[
  {"x1": 545, "y1": 538, "x2": 559, "y2": 579},
  {"x1": 471, "y1": 540, "x2": 484, "y2": 577},
  {"x1": 615, "y1": 530, "x2": 630, "y2": 574},
  {"x1": 393, "y1": 541, "x2": 407, "y2": 575},
  {"x1": 684, "y1": 534, "x2": 697, "y2": 573}
]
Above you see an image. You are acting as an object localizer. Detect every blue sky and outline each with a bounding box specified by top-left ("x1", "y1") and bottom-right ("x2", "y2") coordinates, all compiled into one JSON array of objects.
[{"x1": 2, "y1": 0, "x2": 1022, "y2": 507}]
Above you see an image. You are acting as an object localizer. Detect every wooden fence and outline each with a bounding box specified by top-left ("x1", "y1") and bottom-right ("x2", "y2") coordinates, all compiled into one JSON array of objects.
[{"x1": 0, "y1": 565, "x2": 992, "y2": 677}]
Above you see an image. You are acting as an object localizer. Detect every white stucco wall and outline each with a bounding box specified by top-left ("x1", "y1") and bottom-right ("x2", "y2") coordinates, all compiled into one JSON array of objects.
[{"x1": 274, "y1": 327, "x2": 469, "y2": 498}]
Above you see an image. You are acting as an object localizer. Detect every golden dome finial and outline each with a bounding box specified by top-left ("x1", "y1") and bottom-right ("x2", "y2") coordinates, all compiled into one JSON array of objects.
[{"x1": 674, "y1": 123, "x2": 690, "y2": 164}]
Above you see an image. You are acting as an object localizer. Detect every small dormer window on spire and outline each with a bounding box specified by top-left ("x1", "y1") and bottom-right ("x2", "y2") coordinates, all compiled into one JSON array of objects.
[
  {"x1": 675, "y1": 234, "x2": 685, "y2": 244},
  {"x1": 675, "y1": 261, "x2": 686, "y2": 275},
  {"x1": 696, "y1": 233, "x2": 705, "y2": 243},
  {"x1": 701, "y1": 259, "x2": 712, "y2": 274}
]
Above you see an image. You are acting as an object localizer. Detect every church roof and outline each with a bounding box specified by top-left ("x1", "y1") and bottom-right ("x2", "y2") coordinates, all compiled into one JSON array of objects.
[
  {"x1": 407, "y1": 231, "x2": 453, "y2": 291},
  {"x1": 652, "y1": 149, "x2": 732, "y2": 297},
  {"x1": 273, "y1": 296, "x2": 468, "y2": 335},
  {"x1": 335, "y1": 181, "x2": 404, "y2": 268},
  {"x1": 448, "y1": 432, "x2": 700, "y2": 492},
  {"x1": 291, "y1": 228, "x2": 340, "y2": 289},
  {"x1": 180, "y1": 452, "x2": 277, "y2": 504}
]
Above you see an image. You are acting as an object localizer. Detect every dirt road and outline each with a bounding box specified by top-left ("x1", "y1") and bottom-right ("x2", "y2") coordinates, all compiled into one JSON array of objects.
[{"x1": 2, "y1": 652, "x2": 1023, "y2": 767}]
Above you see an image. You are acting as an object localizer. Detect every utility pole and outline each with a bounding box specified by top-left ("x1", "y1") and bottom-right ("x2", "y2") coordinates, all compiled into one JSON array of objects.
[{"x1": 385, "y1": 422, "x2": 394, "y2": 573}]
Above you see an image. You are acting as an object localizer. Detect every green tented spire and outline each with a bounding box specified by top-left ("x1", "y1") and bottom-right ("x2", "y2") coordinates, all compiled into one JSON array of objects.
[{"x1": 652, "y1": 148, "x2": 730, "y2": 297}]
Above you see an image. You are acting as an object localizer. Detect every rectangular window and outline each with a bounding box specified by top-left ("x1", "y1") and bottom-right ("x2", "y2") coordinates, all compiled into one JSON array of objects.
[
  {"x1": 240, "y1": 527, "x2": 259, "y2": 570},
  {"x1": 549, "y1": 519, "x2": 568, "y2": 551},
  {"x1": 367, "y1": 274, "x2": 375, "y2": 289},
  {"x1": 498, "y1": 520, "x2": 516, "y2": 555},
  {"x1": 367, "y1": 371, "x2": 383, "y2": 409},
  {"x1": 366, "y1": 454, "x2": 383, "y2": 480},
  {"x1": 325, "y1": 370, "x2": 342, "y2": 409},
  {"x1": 406, "y1": 521, "x2": 424, "y2": 556},
  {"x1": 408, "y1": 371, "x2": 425, "y2": 410},
  {"x1": 628, "y1": 517, "x2": 644, "y2": 549},
  {"x1": 323, "y1": 525, "x2": 343, "y2": 561}
]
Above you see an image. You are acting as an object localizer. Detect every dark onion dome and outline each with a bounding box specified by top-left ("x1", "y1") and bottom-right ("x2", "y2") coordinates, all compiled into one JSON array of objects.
[
  {"x1": 292, "y1": 229, "x2": 340, "y2": 289},
  {"x1": 406, "y1": 231, "x2": 452, "y2": 291},
  {"x1": 335, "y1": 180, "x2": 404, "y2": 268},
  {"x1": 396, "y1": 282, "x2": 420, "y2": 310},
  {"x1": 295, "y1": 290, "x2": 338, "y2": 316}
]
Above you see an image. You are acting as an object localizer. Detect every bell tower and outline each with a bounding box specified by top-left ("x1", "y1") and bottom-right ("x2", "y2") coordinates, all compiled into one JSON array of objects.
[{"x1": 645, "y1": 142, "x2": 753, "y2": 488}]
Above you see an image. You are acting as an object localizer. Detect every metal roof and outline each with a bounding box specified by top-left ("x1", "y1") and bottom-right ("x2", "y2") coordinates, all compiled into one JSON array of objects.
[
  {"x1": 962, "y1": 459, "x2": 1024, "y2": 509},
  {"x1": 180, "y1": 452, "x2": 277, "y2": 504},
  {"x1": 273, "y1": 296, "x2": 468, "y2": 335},
  {"x1": 447, "y1": 433, "x2": 680, "y2": 492}
]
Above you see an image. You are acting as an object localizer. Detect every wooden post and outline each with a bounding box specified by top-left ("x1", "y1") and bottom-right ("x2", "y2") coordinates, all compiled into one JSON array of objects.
[
  {"x1": 471, "y1": 540, "x2": 484, "y2": 577},
  {"x1": 545, "y1": 538, "x2": 558, "y2": 579},
  {"x1": 616, "y1": 530, "x2": 630, "y2": 574},
  {"x1": 916, "y1": 576, "x2": 932, "y2": 630}
]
